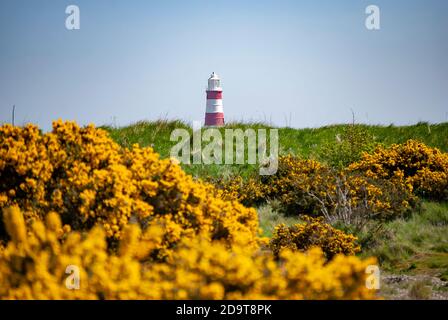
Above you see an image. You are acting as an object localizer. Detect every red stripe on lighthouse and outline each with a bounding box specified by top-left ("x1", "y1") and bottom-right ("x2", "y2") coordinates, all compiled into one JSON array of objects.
[
  {"x1": 205, "y1": 112, "x2": 225, "y2": 126},
  {"x1": 206, "y1": 91, "x2": 222, "y2": 99}
]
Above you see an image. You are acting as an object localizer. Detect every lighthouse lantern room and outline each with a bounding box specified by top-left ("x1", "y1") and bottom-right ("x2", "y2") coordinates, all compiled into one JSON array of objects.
[{"x1": 205, "y1": 72, "x2": 225, "y2": 126}]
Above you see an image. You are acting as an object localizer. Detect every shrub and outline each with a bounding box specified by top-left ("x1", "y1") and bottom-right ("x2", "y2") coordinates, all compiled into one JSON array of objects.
[
  {"x1": 212, "y1": 156, "x2": 323, "y2": 213},
  {"x1": 307, "y1": 171, "x2": 417, "y2": 224},
  {"x1": 215, "y1": 154, "x2": 417, "y2": 225},
  {"x1": 215, "y1": 175, "x2": 267, "y2": 207},
  {"x1": 0, "y1": 207, "x2": 167, "y2": 299},
  {"x1": 261, "y1": 155, "x2": 416, "y2": 222},
  {"x1": 317, "y1": 124, "x2": 376, "y2": 168},
  {"x1": 261, "y1": 155, "x2": 328, "y2": 215},
  {"x1": 349, "y1": 140, "x2": 448, "y2": 200},
  {"x1": 269, "y1": 216, "x2": 360, "y2": 260},
  {"x1": 0, "y1": 207, "x2": 378, "y2": 300},
  {"x1": 0, "y1": 121, "x2": 259, "y2": 258}
]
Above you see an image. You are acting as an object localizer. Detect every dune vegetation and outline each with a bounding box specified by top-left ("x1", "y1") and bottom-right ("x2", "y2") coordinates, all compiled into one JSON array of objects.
[{"x1": 0, "y1": 119, "x2": 447, "y2": 299}]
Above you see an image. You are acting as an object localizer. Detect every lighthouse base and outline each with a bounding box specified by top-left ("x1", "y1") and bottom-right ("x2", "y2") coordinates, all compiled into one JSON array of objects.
[{"x1": 205, "y1": 112, "x2": 225, "y2": 126}]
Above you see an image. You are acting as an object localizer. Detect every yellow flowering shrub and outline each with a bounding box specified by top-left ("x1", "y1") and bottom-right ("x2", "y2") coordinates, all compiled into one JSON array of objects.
[
  {"x1": 215, "y1": 176, "x2": 267, "y2": 207},
  {"x1": 349, "y1": 140, "x2": 448, "y2": 200},
  {"x1": 318, "y1": 171, "x2": 417, "y2": 222},
  {"x1": 269, "y1": 216, "x2": 360, "y2": 260},
  {"x1": 0, "y1": 207, "x2": 377, "y2": 300},
  {"x1": 261, "y1": 155, "x2": 415, "y2": 220},
  {"x1": 0, "y1": 121, "x2": 258, "y2": 257},
  {"x1": 0, "y1": 207, "x2": 163, "y2": 299},
  {"x1": 261, "y1": 156, "x2": 328, "y2": 214},
  {"x1": 215, "y1": 155, "x2": 416, "y2": 223},
  {"x1": 152, "y1": 236, "x2": 375, "y2": 300}
]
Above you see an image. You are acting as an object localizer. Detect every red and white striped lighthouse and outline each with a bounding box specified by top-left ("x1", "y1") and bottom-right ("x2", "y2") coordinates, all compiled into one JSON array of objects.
[{"x1": 205, "y1": 72, "x2": 224, "y2": 126}]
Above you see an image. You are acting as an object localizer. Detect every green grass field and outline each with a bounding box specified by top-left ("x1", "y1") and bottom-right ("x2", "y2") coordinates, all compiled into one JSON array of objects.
[{"x1": 104, "y1": 120, "x2": 448, "y2": 179}]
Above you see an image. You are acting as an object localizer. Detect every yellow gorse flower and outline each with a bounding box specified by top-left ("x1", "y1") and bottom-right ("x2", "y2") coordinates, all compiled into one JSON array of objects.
[
  {"x1": 220, "y1": 154, "x2": 418, "y2": 220},
  {"x1": 270, "y1": 216, "x2": 360, "y2": 260},
  {"x1": 0, "y1": 121, "x2": 258, "y2": 258},
  {"x1": 349, "y1": 140, "x2": 448, "y2": 200},
  {"x1": 0, "y1": 208, "x2": 377, "y2": 300}
]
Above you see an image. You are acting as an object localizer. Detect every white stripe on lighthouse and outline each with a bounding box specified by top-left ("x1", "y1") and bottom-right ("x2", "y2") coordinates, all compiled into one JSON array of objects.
[{"x1": 206, "y1": 99, "x2": 223, "y2": 113}]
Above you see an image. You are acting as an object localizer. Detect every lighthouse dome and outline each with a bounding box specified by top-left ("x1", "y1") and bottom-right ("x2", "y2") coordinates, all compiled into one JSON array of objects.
[
  {"x1": 208, "y1": 72, "x2": 222, "y2": 91},
  {"x1": 209, "y1": 72, "x2": 220, "y2": 80}
]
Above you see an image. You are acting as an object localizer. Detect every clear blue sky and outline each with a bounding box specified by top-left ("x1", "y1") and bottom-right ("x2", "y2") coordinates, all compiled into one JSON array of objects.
[{"x1": 1, "y1": 0, "x2": 447, "y2": 131}]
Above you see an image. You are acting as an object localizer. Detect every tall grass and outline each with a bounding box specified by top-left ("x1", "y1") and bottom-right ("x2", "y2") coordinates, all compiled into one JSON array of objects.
[
  {"x1": 362, "y1": 201, "x2": 448, "y2": 278},
  {"x1": 103, "y1": 120, "x2": 448, "y2": 178}
]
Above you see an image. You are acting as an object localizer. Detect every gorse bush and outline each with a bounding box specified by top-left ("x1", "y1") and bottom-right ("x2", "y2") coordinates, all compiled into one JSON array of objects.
[
  {"x1": 269, "y1": 216, "x2": 360, "y2": 260},
  {"x1": 216, "y1": 175, "x2": 267, "y2": 207},
  {"x1": 0, "y1": 207, "x2": 377, "y2": 300},
  {"x1": 215, "y1": 138, "x2": 448, "y2": 226},
  {"x1": 261, "y1": 155, "x2": 416, "y2": 221},
  {"x1": 349, "y1": 140, "x2": 448, "y2": 201},
  {"x1": 158, "y1": 236, "x2": 373, "y2": 300},
  {"x1": 0, "y1": 121, "x2": 258, "y2": 258},
  {"x1": 217, "y1": 154, "x2": 418, "y2": 225},
  {"x1": 262, "y1": 156, "x2": 327, "y2": 215},
  {"x1": 309, "y1": 171, "x2": 417, "y2": 224},
  {"x1": 216, "y1": 157, "x2": 330, "y2": 211},
  {"x1": 0, "y1": 207, "x2": 158, "y2": 299}
]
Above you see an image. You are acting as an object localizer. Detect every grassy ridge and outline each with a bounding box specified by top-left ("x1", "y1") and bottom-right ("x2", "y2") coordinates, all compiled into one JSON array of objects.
[{"x1": 103, "y1": 120, "x2": 448, "y2": 178}]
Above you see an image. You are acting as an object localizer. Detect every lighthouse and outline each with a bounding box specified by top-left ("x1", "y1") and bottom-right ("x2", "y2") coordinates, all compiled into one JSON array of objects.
[{"x1": 205, "y1": 72, "x2": 225, "y2": 126}]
